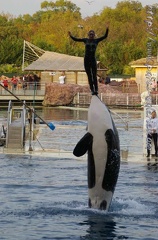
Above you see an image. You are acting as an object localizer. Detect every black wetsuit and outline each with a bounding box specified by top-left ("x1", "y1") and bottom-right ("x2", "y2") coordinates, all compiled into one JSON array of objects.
[{"x1": 70, "y1": 28, "x2": 109, "y2": 94}]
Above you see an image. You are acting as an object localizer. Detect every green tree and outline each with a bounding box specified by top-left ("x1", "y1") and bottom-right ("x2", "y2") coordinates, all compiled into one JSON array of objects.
[
  {"x1": 0, "y1": 0, "x2": 158, "y2": 74},
  {"x1": 41, "y1": 0, "x2": 81, "y2": 15}
]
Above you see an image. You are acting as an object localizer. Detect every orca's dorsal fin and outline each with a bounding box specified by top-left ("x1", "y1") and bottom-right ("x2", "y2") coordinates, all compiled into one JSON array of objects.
[{"x1": 73, "y1": 132, "x2": 93, "y2": 157}]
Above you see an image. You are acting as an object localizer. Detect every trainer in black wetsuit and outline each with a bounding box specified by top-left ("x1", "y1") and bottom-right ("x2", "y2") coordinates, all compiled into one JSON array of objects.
[{"x1": 68, "y1": 26, "x2": 109, "y2": 95}]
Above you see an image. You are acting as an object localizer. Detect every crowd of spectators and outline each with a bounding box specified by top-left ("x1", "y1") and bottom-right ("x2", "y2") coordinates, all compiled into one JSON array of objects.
[
  {"x1": 0, "y1": 74, "x2": 41, "y2": 92},
  {"x1": 98, "y1": 75, "x2": 111, "y2": 85}
]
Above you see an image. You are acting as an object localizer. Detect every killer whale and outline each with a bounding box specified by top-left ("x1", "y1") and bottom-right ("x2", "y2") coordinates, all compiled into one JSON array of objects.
[{"x1": 73, "y1": 95, "x2": 120, "y2": 210}]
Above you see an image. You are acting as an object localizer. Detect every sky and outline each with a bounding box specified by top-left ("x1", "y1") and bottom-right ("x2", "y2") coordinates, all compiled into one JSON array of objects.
[{"x1": 0, "y1": 0, "x2": 157, "y2": 18}]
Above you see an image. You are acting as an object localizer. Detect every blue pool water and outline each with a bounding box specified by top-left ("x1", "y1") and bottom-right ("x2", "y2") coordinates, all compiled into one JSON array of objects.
[{"x1": 0, "y1": 108, "x2": 158, "y2": 239}]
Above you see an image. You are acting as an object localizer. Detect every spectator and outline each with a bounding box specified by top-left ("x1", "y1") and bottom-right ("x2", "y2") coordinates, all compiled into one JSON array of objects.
[
  {"x1": 59, "y1": 72, "x2": 66, "y2": 84},
  {"x1": 146, "y1": 110, "x2": 158, "y2": 157},
  {"x1": 28, "y1": 74, "x2": 34, "y2": 90},
  {"x1": 151, "y1": 79, "x2": 157, "y2": 91},
  {"x1": 3, "y1": 78, "x2": 8, "y2": 89},
  {"x1": 11, "y1": 76, "x2": 18, "y2": 90},
  {"x1": 105, "y1": 75, "x2": 111, "y2": 84},
  {"x1": 17, "y1": 78, "x2": 22, "y2": 91},
  {"x1": 99, "y1": 77, "x2": 105, "y2": 84}
]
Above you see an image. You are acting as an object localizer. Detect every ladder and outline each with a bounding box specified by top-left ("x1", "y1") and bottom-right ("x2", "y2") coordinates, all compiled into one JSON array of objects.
[
  {"x1": 7, "y1": 120, "x2": 24, "y2": 148},
  {"x1": 6, "y1": 100, "x2": 26, "y2": 149}
]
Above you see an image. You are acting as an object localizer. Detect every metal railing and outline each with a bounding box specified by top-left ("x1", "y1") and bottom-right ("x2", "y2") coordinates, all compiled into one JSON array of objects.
[
  {"x1": 73, "y1": 92, "x2": 142, "y2": 107},
  {"x1": 1, "y1": 83, "x2": 158, "y2": 108},
  {"x1": 0, "y1": 82, "x2": 45, "y2": 96}
]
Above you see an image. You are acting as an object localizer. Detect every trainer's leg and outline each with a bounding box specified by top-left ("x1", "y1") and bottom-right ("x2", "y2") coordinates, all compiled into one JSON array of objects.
[
  {"x1": 91, "y1": 59, "x2": 98, "y2": 94},
  {"x1": 84, "y1": 59, "x2": 94, "y2": 93}
]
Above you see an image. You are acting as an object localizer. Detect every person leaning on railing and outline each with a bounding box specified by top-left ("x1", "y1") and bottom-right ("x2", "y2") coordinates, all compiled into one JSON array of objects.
[{"x1": 146, "y1": 110, "x2": 158, "y2": 157}]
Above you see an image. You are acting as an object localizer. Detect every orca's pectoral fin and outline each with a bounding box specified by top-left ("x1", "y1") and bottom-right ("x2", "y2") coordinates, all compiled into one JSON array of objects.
[{"x1": 73, "y1": 132, "x2": 93, "y2": 157}]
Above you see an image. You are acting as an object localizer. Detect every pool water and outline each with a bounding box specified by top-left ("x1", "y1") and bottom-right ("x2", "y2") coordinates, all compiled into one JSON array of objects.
[{"x1": 0, "y1": 108, "x2": 157, "y2": 240}]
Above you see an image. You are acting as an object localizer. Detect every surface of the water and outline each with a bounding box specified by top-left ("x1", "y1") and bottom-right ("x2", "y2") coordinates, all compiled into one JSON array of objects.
[{"x1": 0, "y1": 107, "x2": 158, "y2": 240}]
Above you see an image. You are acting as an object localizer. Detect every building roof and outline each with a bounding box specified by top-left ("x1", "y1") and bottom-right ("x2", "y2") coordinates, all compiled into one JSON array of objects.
[
  {"x1": 130, "y1": 56, "x2": 158, "y2": 67},
  {"x1": 24, "y1": 51, "x2": 99, "y2": 72}
]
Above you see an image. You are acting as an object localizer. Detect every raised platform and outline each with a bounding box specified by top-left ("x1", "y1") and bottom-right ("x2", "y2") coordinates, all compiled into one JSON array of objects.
[{"x1": 0, "y1": 87, "x2": 45, "y2": 106}]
